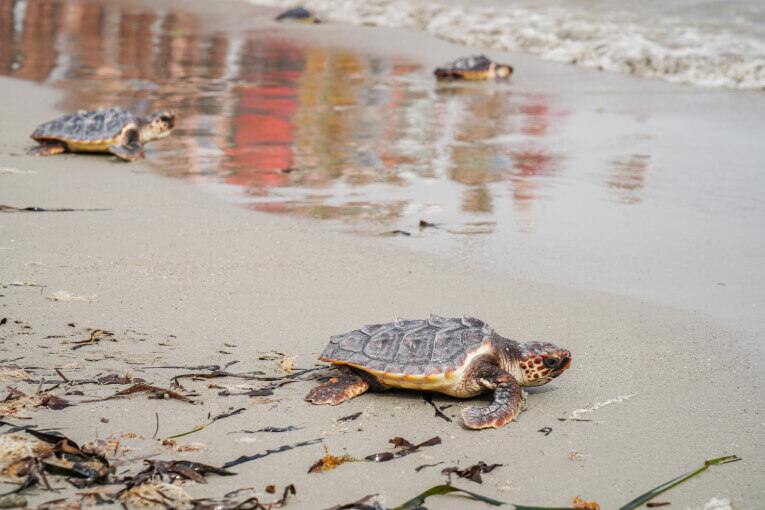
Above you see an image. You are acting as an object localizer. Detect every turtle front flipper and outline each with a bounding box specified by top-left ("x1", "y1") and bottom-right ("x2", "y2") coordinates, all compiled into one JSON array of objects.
[
  {"x1": 109, "y1": 141, "x2": 145, "y2": 161},
  {"x1": 305, "y1": 366, "x2": 371, "y2": 405},
  {"x1": 28, "y1": 140, "x2": 66, "y2": 156},
  {"x1": 461, "y1": 362, "x2": 524, "y2": 429}
]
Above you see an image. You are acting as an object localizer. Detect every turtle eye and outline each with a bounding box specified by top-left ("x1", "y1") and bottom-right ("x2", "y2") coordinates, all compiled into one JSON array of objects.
[{"x1": 543, "y1": 357, "x2": 558, "y2": 369}]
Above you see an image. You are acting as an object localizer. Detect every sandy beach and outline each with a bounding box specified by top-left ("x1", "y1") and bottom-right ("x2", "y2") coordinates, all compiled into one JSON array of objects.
[{"x1": 1, "y1": 0, "x2": 764, "y2": 509}]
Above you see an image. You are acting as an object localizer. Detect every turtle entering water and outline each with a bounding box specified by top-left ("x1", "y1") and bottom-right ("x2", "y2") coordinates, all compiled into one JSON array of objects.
[
  {"x1": 275, "y1": 7, "x2": 320, "y2": 23},
  {"x1": 28, "y1": 107, "x2": 176, "y2": 161},
  {"x1": 306, "y1": 315, "x2": 571, "y2": 429},
  {"x1": 434, "y1": 55, "x2": 513, "y2": 81}
]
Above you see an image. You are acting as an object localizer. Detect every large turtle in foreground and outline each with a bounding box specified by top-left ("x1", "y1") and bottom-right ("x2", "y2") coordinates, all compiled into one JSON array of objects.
[
  {"x1": 28, "y1": 107, "x2": 176, "y2": 161},
  {"x1": 434, "y1": 55, "x2": 513, "y2": 81},
  {"x1": 306, "y1": 315, "x2": 571, "y2": 429}
]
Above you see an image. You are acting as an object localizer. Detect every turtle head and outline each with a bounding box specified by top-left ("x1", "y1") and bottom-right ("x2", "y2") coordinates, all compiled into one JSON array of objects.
[
  {"x1": 517, "y1": 341, "x2": 571, "y2": 386},
  {"x1": 496, "y1": 64, "x2": 513, "y2": 79},
  {"x1": 142, "y1": 110, "x2": 177, "y2": 141}
]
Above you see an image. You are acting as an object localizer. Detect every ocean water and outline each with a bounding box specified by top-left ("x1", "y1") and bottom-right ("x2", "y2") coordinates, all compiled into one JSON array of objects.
[{"x1": 251, "y1": 0, "x2": 765, "y2": 90}]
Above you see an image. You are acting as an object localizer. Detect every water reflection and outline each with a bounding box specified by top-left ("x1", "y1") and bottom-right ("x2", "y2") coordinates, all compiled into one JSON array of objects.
[
  {"x1": 0, "y1": 0, "x2": 604, "y2": 233},
  {"x1": 608, "y1": 154, "x2": 649, "y2": 204}
]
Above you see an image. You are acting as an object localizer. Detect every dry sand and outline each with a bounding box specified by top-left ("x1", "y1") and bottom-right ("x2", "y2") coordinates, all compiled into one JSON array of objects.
[{"x1": 1, "y1": 13, "x2": 763, "y2": 510}]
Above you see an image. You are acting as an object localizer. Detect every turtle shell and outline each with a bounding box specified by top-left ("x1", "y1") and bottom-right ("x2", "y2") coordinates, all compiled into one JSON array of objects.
[
  {"x1": 31, "y1": 107, "x2": 135, "y2": 143},
  {"x1": 319, "y1": 315, "x2": 494, "y2": 378},
  {"x1": 275, "y1": 7, "x2": 316, "y2": 21},
  {"x1": 435, "y1": 55, "x2": 494, "y2": 75}
]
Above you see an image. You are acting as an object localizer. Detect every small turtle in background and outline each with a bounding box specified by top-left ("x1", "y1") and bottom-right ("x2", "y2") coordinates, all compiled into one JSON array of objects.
[
  {"x1": 434, "y1": 55, "x2": 513, "y2": 81},
  {"x1": 28, "y1": 107, "x2": 176, "y2": 161},
  {"x1": 306, "y1": 315, "x2": 571, "y2": 429},
  {"x1": 275, "y1": 6, "x2": 320, "y2": 23}
]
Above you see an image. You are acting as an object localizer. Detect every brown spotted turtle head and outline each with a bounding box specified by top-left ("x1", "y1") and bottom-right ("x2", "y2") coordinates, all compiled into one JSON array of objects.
[
  {"x1": 142, "y1": 110, "x2": 176, "y2": 142},
  {"x1": 517, "y1": 341, "x2": 571, "y2": 386}
]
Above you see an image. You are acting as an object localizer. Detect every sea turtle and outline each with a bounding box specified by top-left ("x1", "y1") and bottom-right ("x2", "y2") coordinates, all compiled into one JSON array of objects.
[
  {"x1": 28, "y1": 107, "x2": 176, "y2": 161},
  {"x1": 275, "y1": 7, "x2": 320, "y2": 23},
  {"x1": 306, "y1": 315, "x2": 571, "y2": 429},
  {"x1": 434, "y1": 55, "x2": 513, "y2": 81}
]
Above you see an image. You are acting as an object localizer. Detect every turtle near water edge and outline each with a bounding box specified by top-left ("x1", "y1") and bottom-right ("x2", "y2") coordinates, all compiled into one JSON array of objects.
[
  {"x1": 275, "y1": 7, "x2": 320, "y2": 23},
  {"x1": 28, "y1": 107, "x2": 176, "y2": 161},
  {"x1": 434, "y1": 55, "x2": 513, "y2": 81},
  {"x1": 306, "y1": 315, "x2": 571, "y2": 429}
]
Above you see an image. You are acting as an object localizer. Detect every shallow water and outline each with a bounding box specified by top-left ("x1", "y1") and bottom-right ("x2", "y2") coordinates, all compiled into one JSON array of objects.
[
  {"x1": 0, "y1": 0, "x2": 570, "y2": 225},
  {"x1": 251, "y1": 0, "x2": 765, "y2": 90},
  {"x1": 2, "y1": 0, "x2": 764, "y2": 342}
]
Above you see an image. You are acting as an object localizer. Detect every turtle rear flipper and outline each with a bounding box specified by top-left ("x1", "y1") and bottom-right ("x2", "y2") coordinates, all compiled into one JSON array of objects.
[
  {"x1": 28, "y1": 140, "x2": 66, "y2": 156},
  {"x1": 109, "y1": 141, "x2": 144, "y2": 161},
  {"x1": 305, "y1": 365, "x2": 383, "y2": 405},
  {"x1": 461, "y1": 358, "x2": 524, "y2": 429}
]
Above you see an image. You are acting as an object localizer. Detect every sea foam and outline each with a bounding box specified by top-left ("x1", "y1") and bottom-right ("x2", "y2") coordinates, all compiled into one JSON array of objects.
[{"x1": 253, "y1": 0, "x2": 765, "y2": 90}]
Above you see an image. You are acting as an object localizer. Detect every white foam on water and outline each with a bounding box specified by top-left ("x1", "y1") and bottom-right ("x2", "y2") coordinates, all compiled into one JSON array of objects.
[{"x1": 251, "y1": 0, "x2": 765, "y2": 90}]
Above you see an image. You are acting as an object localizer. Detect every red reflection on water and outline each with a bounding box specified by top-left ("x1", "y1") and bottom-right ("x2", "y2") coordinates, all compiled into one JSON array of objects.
[{"x1": 0, "y1": 0, "x2": 579, "y2": 231}]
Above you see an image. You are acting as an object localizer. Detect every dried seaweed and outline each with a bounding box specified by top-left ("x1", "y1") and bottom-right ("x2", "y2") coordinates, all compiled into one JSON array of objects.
[
  {"x1": 423, "y1": 395, "x2": 452, "y2": 422},
  {"x1": 0, "y1": 494, "x2": 26, "y2": 508},
  {"x1": 512, "y1": 506, "x2": 578, "y2": 509},
  {"x1": 0, "y1": 205, "x2": 106, "y2": 213},
  {"x1": 121, "y1": 459, "x2": 235, "y2": 489},
  {"x1": 392, "y1": 484, "x2": 504, "y2": 509},
  {"x1": 337, "y1": 412, "x2": 362, "y2": 423},
  {"x1": 379, "y1": 230, "x2": 411, "y2": 236},
  {"x1": 223, "y1": 438, "x2": 323, "y2": 468},
  {"x1": 419, "y1": 220, "x2": 437, "y2": 229},
  {"x1": 538, "y1": 427, "x2": 552, "y2": 436},
  {"x1": 246, "y1": 389, "x2": 274, "y2": 397},
  {"x1": 144, "y1": 365, "x2": 226, "y2": 371},
  {"x1": 97, "y1": 373, "x2": 143, "y2": 385},
  {"x1": 190, "y1": 484, "x2": 295, "y2": 510},
  {"x1": 251, "y1": 367, "x2": 322, "y2": 381},
  {"x1": 1, "y1": 387, "x2": 71, "y2": 417},
  {"x1": 103, "y1": 383, "x2": 193, "y2": 403},
  {"x1": 0, "y1": 430, "x2": 111, "y2": 489},
  {"x1": 166, "y1": 408, "x2": 246, "y2": 439},
  {"x1": 251, "y1": 426, "x2": 301, "y2": 433},
  {"x1": 119, "y1": 481, "x2": 190, "y2": 509},
  {"x1": 323, "y1": 494, "x2": 380, "y2": 510},
  {"x1": 365, "y1": 436, "x2": 441, "y2": 463},
  {"x1": 572, "y1": 496, "x2": 601, "y2": 509},
  {"x1": 308, "y1": 445, "x2": 360, "y2": 473},
  {"x1": 414, "y1": 461, "x2": 444, "y2": 472},
  {"x1": 70, "y1": 330, "x2": 113, "y2": 350},
  {"x1": 171, "y1": 371, "x2": 259, "y2": 384},
  {"x1": 442, "y1": 461, "x2": 502, "y2": 484},
  {"x1": 0, "y1": 476, "x2": 37, "y2": 497}
]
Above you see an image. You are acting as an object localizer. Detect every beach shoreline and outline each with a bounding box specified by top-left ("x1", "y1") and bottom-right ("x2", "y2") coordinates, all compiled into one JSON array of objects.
[
  {"x1": 1, "y1": 0, "x2": 764, "y2": 508},
  {"x1": 2, "y1": 75, "x2": 763, "y2": 509}
]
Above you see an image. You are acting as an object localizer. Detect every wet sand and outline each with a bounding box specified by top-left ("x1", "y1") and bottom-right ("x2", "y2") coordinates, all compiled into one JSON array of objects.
[{"x1": 1, "y1": 1, "x2": 764, "y2": 509}]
